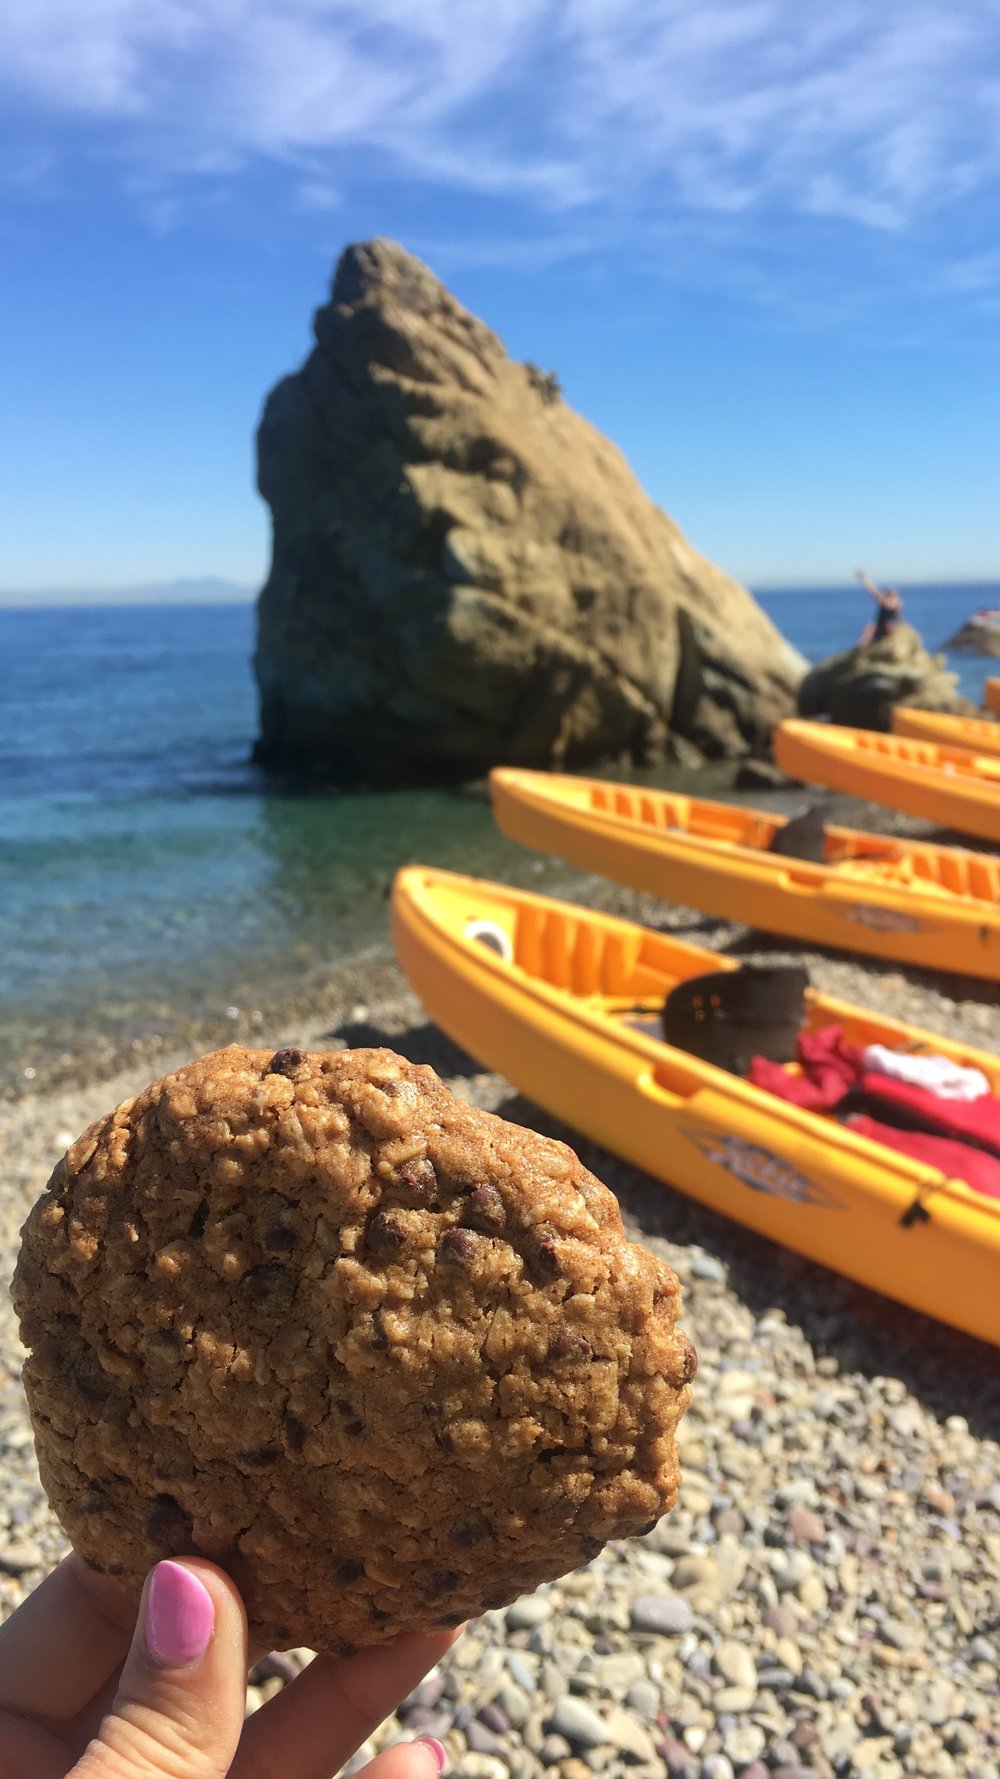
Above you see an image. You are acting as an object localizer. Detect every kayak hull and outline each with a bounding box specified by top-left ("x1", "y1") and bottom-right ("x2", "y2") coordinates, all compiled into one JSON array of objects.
[
  {"x1": 392, "y1": 867, "x2": 1000, "y2": 1345},
  {"x1": 892, "y1": 706, "x2": 1000, "y2": 756},
  {"x1": 774, "y1": 718, "x2": 1000, "y2": 842},
  {"x1": 490, "y1": 767, "x2": 1000, "y2": 980}
]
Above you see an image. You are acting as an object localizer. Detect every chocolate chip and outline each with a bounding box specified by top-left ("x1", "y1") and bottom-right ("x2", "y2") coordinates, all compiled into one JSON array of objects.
[
  {"x1": 436, "y1": 1611, "x2": 468, "y2": 1628},
  {"x1": 462, "y1": 1183, "x2": 506, "y2": 1230},
  {"x1": 265, "y1": 1221, "x2": 296, "y2": 1253},
  {"x1": 397, "y1": 1157, "x2": 437, "y2": 1201},
  {"x1": 425, "y1": 1568, "x2": 458, "y2": 1597},
  {"x1": 440, "y1": 1227, "x2": 478, "y2": 1263},
  {"x1": 146, "y1": 1494, "x2": 193, "y2": 1549},
  {"x1": 239, "y1": 1447, "x2": 282, "y2": 1468},
  {"x1": 72, "y1": 1350, "x2": 110, "y2": 1401},
  {"x1": 368, "y1": 1601, "x2": 391, "y2": 1623},
  {"x1": 244, "y1": 1261, "x2": 296, "y2": 1310},
  {"x1": 267, "y1": 1047, "x2": 306, "y2": 1076},
  {"x1": 680, "y1": 1337, "x2": 698, "y2": 1384},
  {"x1": 531, "y1": 1231, "x2": 561, "y2": 1277},
  {"x1": 548, "y1": 1328, "x2": 591, "y2": 1363},
  {"x1": 283, "y1": 1411, "x2": 306, "y2": 1452},
  {"x1": 448, "y1": 1515, "x2": 488, "y2": 1548},
  {"x1": 344, "y1": 1419, "x2": 364, "y2": 1437},
  {"x1": 188, "y1": 1200, "x2": 209, "y2": 1239},
  {"x1": 366, "y1": 1210, "x2": 407, "y2": 1253},
  {"x1": 333, "y1": 1558, "x2": 365, "y2": 1584}
]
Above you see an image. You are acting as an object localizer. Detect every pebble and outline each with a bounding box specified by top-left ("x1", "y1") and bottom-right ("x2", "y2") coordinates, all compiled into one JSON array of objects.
[
  {"x1": 460, "y1": 1758, "x2": 509, "y2": 1779},
  {"x1": 630, "y1": 1593, "x2": 694, "y2": 1635},
  {"x1": 507, "y1": 1597, "x2": 552, "y2": 1630},
  {"x1": 538, "y1": 1736, "x2": 571, "y2": 1766},
  {"x1": 721, "y1": 1725, "x2": 765, "y2": 1765},
  {"x1": 496, "y1": 1683, "x2": 532, "y2": 1728},
  {"x1": 548, "y1": 1698, "x2": 610, "y2": 1749},
  {"x1": 713, "y1": 1640, "x2": 757, "y2": 1690},
  {"x1": 663, "y1": 1740, "x2": 694, "y2": 1777},
  {"x1": 0, "y1": 1542, "x2": 43, "y2": 1574},
  {"x1": 623, "y1": 1680, "x2": 659, "y2": 1718},
  {"x1": 603, "y1": 1707, "x2": 658, "y2": 1764},
  {"x1": 698, "y1": 1757, "x2": 734, "y2": 1779},
  {"x1": 690, "y1": 1254, "x2": 726, "y2": 1282},
  {"x1": 787, "y1": 1506, "x2": 825, "y2": 1544}
]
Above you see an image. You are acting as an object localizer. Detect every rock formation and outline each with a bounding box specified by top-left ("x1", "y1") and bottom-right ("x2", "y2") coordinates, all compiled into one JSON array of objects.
[
  {"x1": 942, "y1": 616, "x2": 1000, "y2": 656},
  {"x1": 797, "y1": 625, "x2": 970, "y2": 731},
  {"x1": 253, "y1": 239, "x2": 805, "y2": 782}
]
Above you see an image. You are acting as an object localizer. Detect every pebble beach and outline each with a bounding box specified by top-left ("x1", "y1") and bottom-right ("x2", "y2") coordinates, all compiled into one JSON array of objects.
[{"x1": 1, "y1": 874, "x2": 998, "y2": 1779}]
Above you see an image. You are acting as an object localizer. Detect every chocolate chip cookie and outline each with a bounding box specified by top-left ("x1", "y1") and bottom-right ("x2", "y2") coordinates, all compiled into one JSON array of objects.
[{"x1": 13, "y1": 1045, "x2": 694, "y2": 1652}]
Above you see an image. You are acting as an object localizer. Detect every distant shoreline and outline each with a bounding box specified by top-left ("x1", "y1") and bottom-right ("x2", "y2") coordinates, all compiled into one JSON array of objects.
[
  {"x1": 0, "y1": 577, "x2": 256, "y2": 608},
  {"x1": 2, "y1": 575, "x2": 999, "y2": 609}
]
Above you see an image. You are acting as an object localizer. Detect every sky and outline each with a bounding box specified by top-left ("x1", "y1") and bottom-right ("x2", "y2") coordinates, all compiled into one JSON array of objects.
[{"x1": 1, "y1": 1, "x2": 999, "y2": 597}]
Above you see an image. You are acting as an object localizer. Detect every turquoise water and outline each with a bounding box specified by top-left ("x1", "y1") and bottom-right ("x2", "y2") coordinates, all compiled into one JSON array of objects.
[{"x1": 1, "y1": 584, "x2": 996, "y2": 1087}]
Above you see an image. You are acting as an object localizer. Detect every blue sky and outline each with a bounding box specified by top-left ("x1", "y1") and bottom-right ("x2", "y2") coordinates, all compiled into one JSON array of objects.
[{"x1": 2, "y1": 1, "x2": 999, "y2": 595}]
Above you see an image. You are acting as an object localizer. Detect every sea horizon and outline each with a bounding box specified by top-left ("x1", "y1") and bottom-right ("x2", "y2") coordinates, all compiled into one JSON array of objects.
[{"x1": 1, "y1": 572, "x2": 998, "y2": 610}]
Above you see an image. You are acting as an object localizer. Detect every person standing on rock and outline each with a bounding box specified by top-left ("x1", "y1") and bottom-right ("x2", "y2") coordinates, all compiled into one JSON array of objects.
[{"x1": 855, "y1": 569, "x2": 903, "y2": 645}]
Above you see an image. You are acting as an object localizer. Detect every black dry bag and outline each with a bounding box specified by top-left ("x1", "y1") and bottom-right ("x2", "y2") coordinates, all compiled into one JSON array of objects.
[
  {"x1": 768, "y1": 802, "x2": 828, "y2": 863},
  {"x1": 661, "y1": 963, "x2": 808, "y2": 1076}
]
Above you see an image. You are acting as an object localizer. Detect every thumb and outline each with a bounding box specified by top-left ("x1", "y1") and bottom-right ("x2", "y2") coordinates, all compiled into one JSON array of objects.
[{"x1": 74, "y1": 1560, "x2": 247, "y2": 1779}]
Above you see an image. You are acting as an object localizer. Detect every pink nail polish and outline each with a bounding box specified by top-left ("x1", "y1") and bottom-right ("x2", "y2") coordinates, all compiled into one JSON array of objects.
[
  {"x1": 415, "y1": 1736, "x2": 447, "y2": 1773},
  {"x1": 145, "y1": 1561, "x2": 215, "y2": 1667}
]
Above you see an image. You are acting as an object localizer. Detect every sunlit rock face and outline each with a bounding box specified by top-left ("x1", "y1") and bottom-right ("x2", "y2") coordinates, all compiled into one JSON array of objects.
[{"x1": 253, "y1": 239, "x2": 805, "y2": 782}]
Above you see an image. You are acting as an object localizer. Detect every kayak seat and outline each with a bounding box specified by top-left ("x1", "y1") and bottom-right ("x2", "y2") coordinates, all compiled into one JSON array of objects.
[{"x1": 662, "y1": 964, "x2": 809, "y2": 1077}]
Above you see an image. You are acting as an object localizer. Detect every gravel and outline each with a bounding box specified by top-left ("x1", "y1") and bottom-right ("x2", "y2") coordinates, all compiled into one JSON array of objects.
[{"x1": 0, "y1": 866, "x2": 998, "y2": 1778}]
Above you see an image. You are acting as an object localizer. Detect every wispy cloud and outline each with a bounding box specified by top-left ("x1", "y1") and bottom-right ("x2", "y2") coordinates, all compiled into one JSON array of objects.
[{"x1": 1, "y1": 1, "x2": 998, "y2": 244}]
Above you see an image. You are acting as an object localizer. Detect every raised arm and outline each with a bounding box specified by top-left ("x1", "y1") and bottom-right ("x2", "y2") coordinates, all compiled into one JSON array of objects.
[{"x1": 854, "y1": 568, "x2": 882, "y2": 601}]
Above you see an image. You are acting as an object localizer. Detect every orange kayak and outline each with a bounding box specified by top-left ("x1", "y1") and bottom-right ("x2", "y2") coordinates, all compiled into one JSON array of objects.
[
  {"x1": 391, "y1": 866, "x2": 1000, "y2": 1344},
  {"x1": 892, "y1": 706, "x2": 1000, "y2": 755},
  {"x1": 490, "y1": 767, "x2": 1000, "y2": 981},
  {"x1": 773, "y1": 718, "x2": 1000, "y2": 841}
]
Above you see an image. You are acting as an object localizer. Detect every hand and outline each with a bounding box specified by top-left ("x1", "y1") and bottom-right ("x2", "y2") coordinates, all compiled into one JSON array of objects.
[{"x1": 0, "y1": 1553, "x2": 460, "y2": 1779}]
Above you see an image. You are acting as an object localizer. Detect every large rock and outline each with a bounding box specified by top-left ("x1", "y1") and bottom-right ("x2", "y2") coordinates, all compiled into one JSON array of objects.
[
  {"x1": 797, "y1": 625, "x2": 969, "y2": 731},
  {"x1": 942, "y1": 616, "x2": 1000, "y2": 656},
  {"x1": 253, "y1": 239, "x2": 805, "y2": 782}
]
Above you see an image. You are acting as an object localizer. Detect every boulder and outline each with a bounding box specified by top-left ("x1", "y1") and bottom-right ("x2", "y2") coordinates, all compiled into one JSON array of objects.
[
  {"x1": 253, "y1": 239, "x2": 805, "y2": 782},
  {"x1": 797, "y1": 625, "x2": 970, "y2": 731},
  {"x1": 942, "y1": 617, "x2": 1000, "y2": 656}
]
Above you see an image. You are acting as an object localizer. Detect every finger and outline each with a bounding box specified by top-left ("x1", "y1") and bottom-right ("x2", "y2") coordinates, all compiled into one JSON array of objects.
[
  {"x1": 0, "y1": 1553, "x2": 135, "y2": 1724},
  {"x1": 235, "y1": 1627, "x2": 462, "y2": 1779},
  {"x1": 72, "y1": 1559, "x2": 247, "y2": 1779},
  {"x1": 67, "y1": 1634, "x2": 271, "y2": 1755}
]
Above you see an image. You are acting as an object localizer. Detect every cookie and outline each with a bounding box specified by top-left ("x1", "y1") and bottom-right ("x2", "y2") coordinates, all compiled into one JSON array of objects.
[{"x1": 13, "y1": 1045, "x2": 695, "y2": 1652}]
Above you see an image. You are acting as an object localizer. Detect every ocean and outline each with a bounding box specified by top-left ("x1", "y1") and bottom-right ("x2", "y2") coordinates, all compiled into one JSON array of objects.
[{"x1": 2, "y1": 582, "x2": 997, "y2": 1092}]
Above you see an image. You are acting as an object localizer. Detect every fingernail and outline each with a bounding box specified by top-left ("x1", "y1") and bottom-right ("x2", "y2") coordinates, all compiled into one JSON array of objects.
[
  {"x1": 414, "y1": 1736, "x2": 447, "y2": 1773},
  {"x1": 145, "y1": 1561, "x2": 215, "y2": 1667}
]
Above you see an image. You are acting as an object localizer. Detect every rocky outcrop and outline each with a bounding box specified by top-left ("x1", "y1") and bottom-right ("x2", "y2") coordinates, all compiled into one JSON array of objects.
[
  {"x1": 943, "y1": 617, "x2": 1000, "y2": 656},
  {"x1": 253, "y1": 239, "x2": 805, "y2": 783},
  {"x1": 797, "y1": 625, "x2": 970, "y2": 731}
]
